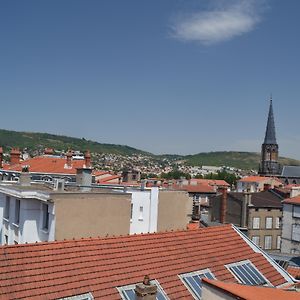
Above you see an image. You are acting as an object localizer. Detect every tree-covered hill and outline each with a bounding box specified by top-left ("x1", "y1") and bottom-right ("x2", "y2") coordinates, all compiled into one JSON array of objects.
[{"x1": 0, "y1": 129, "x2": 150, "y2": 156}]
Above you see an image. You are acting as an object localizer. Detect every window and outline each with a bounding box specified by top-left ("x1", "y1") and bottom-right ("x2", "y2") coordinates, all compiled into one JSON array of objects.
[
  {"x1": 138, "y1": 206, "x2": 143, "y2": 221},
  {"x1": 4, "y1": 196, "x2": 10, "y2": 220},
  {"x1": 179, "y1": 269, "x2": 215, "y2": 299},
  {"x1": 292, "y1": 224, "x2": 300, "y2": 242},
  {"x1": 130, "y1": 203, "x2": 133, "y2": 220},
  {"x1": 15, "y1": 199, "x2": 20, "y2": 225},
  {"x1": 59, "y1": 292, "x2": 94, "y2": 300},
  {"x1": 293, "y1": 205, "x2": 300, "y2": 218},
  {"x1": 251, "y1": 236, "x2": 260, "y2": 246},
  {"x1": 42, "y1": 203, "x2": 49, "y2": 230},
  {"x1": 226, "y1": 260, "x2": 268, "y2": 286},
  {"x1": 276, "y1": 236, "x2": 281, "y2": 250},
  {"x1": 117, "y1": 280, "x2": 168, "y2": 300},
  {"x1": 265, "y1": 217, "x2": 272, "y2": 229},
  {"x1": 264, "y1": 236, "x2": 272, "y2": 250},
  {"x1": 275, "y1": 217, "x2": 280, "y2": 229},
  {"x1": 252, "y1": 217, "x2": 260, "y2": 229}
]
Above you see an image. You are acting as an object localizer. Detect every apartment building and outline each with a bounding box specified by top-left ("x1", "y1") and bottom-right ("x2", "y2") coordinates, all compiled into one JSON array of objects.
[
  {"x1": 0, "y1": 172, "x2": 191, "y2": 245},
  {"x1": 281, "y1": 195, "x2": 300, "y2": 254},
  {"x1": 210, "y1": 189, "x2": 283, "y2": 251}
]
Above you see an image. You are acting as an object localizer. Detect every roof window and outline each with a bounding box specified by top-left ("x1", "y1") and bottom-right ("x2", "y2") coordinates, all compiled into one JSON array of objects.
[
  {"x1": 179, "y1": 269, "x2": 215, "y2": 299},
  {"x1": 226, "y1": 260, "x2": 269, "y2": 286}
]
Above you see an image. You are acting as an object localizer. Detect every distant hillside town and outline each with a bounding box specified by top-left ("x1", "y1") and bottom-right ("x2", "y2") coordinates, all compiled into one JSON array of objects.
[{"x1": 0, "y1": 97, "x2": 300, "y2": 299}]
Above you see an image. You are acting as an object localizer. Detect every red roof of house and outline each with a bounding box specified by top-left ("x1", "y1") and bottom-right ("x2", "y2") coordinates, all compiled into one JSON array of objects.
[
  {"x1": 0, "y1": 225, "x2": 291, "y2": 299},
  {"x1": 202, "y1": 278, "x2": 299, "y2": 300},
  {"x1": 287, "y1": 266, "x2": 300, "y2": 279},
  {"x1": 173, "y1": 184, "x2": 215, "y2": 193},
  {"x1": 283, "y1": 195, "x2": 300, "y2": 205},
  {"x1": 1, "y1": 155, "x2": 86, "y2": 175},
  {"x1": 98, "y1": 175, "x2": 122, "y2": 183},
  {"x1": 93, "y1": 171, "x2": 110, "y2": 177},
  {"x1": 239, "y1": 176, "x2": 271, "y2": 183},
  {"x1": 191, "y1": 179, "x2": 230, "y2": 187}
]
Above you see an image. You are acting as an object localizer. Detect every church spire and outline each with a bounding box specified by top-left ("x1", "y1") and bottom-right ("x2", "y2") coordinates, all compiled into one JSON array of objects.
[{"x1": 263, "y1": 96, "x2": 277, "y2": 144}]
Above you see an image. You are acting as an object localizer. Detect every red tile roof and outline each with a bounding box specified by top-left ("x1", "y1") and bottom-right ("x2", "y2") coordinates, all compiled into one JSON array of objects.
[
  {"x1": 287, "y1": 266, "x2": 300, "y2": 279},
  {"x1": 202, "y1": 278, "x2": 299, "y2": 300},
  {"x1": 1, "y1": 155, "x2": 86, "y2": 175},
  {"x1": 186, "y1": 222, "x2": 200, "y2": 230},
  {"x1": 173, "y1": 184, "x2": 215, "y2": 193},
  {"x1": 239, "y1": 176, "x2": 271, "y2": 182},
  {"x1": 0, "y1": 225, "x2": 291, "y2": 299},
  {"x1": 283, "y1": 195, "x2": 300, "y2": 205},
  {"x1": 191, "y1": 179, "x2": 230, "y2": 187}
]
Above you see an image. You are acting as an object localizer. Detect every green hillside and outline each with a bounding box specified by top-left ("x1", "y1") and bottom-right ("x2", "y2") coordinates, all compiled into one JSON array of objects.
[
  {"x1": 0, "y1": 129, "x2": 150, "y2": 156},
  {"x1": 1, "y1": 129, "x2": 300, "y2": 171},
  {"x1": 185, "y1": 151, "x2": 300, "y2": 170}
]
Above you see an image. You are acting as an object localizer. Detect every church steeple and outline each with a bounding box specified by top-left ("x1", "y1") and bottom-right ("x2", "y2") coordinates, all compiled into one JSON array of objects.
[
  {"x1": 264, "y1": 97, "x2": 277, "y2": 144},
  {"x1": 259, "y1": 96, "x2": 281, "y2": 176}
]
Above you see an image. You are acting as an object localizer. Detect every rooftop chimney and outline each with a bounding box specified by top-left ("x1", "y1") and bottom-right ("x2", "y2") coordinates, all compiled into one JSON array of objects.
[
  {"x1": 10, "y1": 148, "x2": 21, "y2": 165},
  {"x1": 44, "y1": 148, "x2": 54, "y2": 155},
  {"x1": 65, "y1": 150, "x2": 72, "y2": 169},
  {"x1": 135, "y1": 275, "x2": 157, "y2": 300},
  {"x1": 76, "y1": 168, "x2": 93, "y2": 192},
  {"x1": 220, "y1": 188, "x2": 227, "y2": 224},
  {"x1": 241, "y1": 192, "x2": 252, "y2": 228},
  {"x1": 0, "y1": 147, "x2": 3, "y2": 168},
  {"x1": 19, "y1": 166, "x2": 31, "y2": 186},
  {"x1": 84, "y1": 150, "x2": 91, "y2": 168}
]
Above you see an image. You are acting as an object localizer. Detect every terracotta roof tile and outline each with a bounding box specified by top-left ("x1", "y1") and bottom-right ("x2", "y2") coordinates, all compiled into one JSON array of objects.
[
  {"x1": 1, "y1": 155, "x2": 87, "y2": 175},
  {"x1": 283, "y1": 195, "x2": 300, "y2": 205},
  {"x1": 0, "y1": 225, "x2": 292, "y2": 299},
  {"x1": 202, "y1": 278, "x2": 300, "y2": 300}
]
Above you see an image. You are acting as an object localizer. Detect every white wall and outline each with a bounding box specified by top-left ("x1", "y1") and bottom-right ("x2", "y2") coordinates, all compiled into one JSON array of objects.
[
  {"x1": 0, "y1": 191, "x2": 55, "y2": 245},
  {"x1": 129, "y1": 187, "x2": 159, "y2": 234}
]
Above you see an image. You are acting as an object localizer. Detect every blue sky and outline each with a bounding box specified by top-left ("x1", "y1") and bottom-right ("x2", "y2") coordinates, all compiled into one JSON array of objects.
[{"x1": 1, "y1": 0, "x2": 300, "y2": 158}]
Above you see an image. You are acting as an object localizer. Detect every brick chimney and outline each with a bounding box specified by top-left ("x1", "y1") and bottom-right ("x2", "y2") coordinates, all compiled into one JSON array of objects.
[
  {"x1": 10, "y1": 148, "x2": 21, "y2": 165},
  {"x1": 220, "y1": 188, "x2": 227, "y2": 224},
  {"x1": 65, "y1": 150, "x2": 72, "y2": 168},
  {"x1": 44, "y1": 148, "x2": 54, "y2": 155},
  {"x1": 0, "y1": 147, "x2": 3, "y2": 168},
  {"x1": 84, "y1": 150, "x2": 91, "y2": 168},
  {"x1": 135, "y1": 275, "x2": 157, "y2": 300}
]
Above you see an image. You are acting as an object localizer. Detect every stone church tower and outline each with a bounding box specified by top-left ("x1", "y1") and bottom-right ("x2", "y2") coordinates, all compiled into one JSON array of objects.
[{"x1": 259, "y1": 97, "x2": 281, "y2": 175}]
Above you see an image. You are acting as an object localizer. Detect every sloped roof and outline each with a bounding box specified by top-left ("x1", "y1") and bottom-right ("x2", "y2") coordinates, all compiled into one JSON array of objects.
[
  {"x1": 287, "y1": 266, "x2": 300, "y2": 279},
  {"x1": 0, "y1": 225, "x2": 291, "y2": 299},
  {"x1": 212, "y1": 190, "x2": 283, "y2": 208},
  {"x1": 173, "y1": 184, "x2": 215, "y2": 193},
  {"x1": 202, "y1": 278, "x2": 299, "y2": 300},
  {"x1": 1, "y1": 155, "x2": 86, "y2": 175},
  {"x1": 283, "y1": 195, "x2": 300, "y2": 205},
  {"x1": 239, "y1": 176, "x2": 271, "y2": 183},
  {"x1": 191, "y1": 179, "x2": 230, "y2": 187},
  {"x1": 281, "y1": 166, "x2": 300, "y2": 178},
  {"x1": 263, "y1": 98, "x2": 277, "y2": 145}
]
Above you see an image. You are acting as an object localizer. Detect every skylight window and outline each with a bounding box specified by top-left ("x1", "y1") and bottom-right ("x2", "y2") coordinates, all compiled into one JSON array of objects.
[
  {"x1": 226, "y1": 260, "x2": 269, "y2": 286},
  {"x1": 179, "y1": 269, "x2": 215, "y2": 300},
  {"x1": 117, "y1": 280, "x2": 169, "y2": 300},
  {"x1": 59, "y1": 292, "x2": 94, "y2": 300}
]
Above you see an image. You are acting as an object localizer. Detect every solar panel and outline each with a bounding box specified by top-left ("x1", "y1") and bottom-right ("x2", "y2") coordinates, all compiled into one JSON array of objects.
[
  {"x1": 229, "y1": 262, "x2": 267, "y2": 285},
  {"x1": 180, "y1": 270, "x2": 215, "y2": 300}
]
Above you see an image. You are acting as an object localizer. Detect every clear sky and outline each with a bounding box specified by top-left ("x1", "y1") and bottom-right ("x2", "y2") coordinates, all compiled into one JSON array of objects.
[{"x1": 1, "y1": 0, "x2": 300, "y2": 158}]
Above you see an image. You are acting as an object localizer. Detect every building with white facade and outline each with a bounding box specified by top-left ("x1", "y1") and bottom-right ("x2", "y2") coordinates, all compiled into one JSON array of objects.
[
  {"x1": 0, "y1": 175, "x2": 191, "y2": 245},
  {"x1": 281, "y1": 195, "x2": 300, "y2": 254}
]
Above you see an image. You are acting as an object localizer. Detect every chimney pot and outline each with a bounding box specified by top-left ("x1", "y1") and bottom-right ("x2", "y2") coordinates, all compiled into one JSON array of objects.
[
  {"x1": 84, "y1": 150, "x2": 91, "y2": 168},
  {"x1": 135, "y1": 276, "x2": 157, "y2": 300},
  {"x1": 10, "y1": 148, "x2": 21, "y2": 165},
  {"x1": 65, "y1": 150, "x2": 72, "y2": 168}
]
